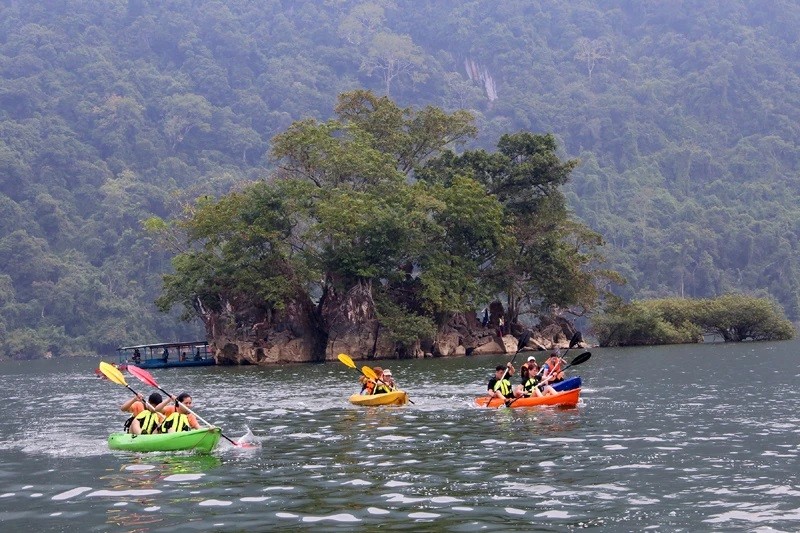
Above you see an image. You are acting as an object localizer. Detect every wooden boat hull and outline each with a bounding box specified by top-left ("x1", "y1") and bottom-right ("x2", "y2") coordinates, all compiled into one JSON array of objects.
[
  {"x1": 349, "y1": 391, "x2": 409, "y2": 406},
  {"x1": 475, "y1": 387, "x2": 581, "y2": 408},
  {"x1": 108, "y1": 428, "x2": 221, "y2": 453}
]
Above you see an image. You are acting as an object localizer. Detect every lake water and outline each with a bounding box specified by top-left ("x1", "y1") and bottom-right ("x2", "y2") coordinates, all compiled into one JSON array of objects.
[{"x1": 1, "y1": 340, "x2": 800, "y2": 531}]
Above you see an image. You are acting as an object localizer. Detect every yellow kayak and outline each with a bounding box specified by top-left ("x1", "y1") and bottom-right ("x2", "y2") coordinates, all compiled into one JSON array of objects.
[{"x1": 348, "y1": 390, "x2": 409, "y2": 406}]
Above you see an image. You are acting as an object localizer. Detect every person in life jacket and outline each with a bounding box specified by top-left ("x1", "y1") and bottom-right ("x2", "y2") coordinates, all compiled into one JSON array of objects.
[
  {"x1": 539, "y1": 351, "x2": 566, "y2": 385},
  {"x1": 160, "y1": 392, "x2": 203, "y2": 433},
  {"x1": 120, "y1": 392, "x2": 168, "y2": 435},
  {"x1": 514, "y1": 357, "x2": 557, "y2": 398},
  {"x1": 372, "y1": 369, "x2": 395, "y2": 394},
  {"x1": 359, "y1": 366, "x2": 383, "y2": 394},
  {"x1": 487, "y1": 363, "x2": 515, "y2": 400}
]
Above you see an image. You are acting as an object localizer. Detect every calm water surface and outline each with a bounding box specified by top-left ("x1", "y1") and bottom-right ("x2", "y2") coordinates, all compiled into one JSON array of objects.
[{"x1": 2, "y1": 340, "x2": 800, "y2": 532}]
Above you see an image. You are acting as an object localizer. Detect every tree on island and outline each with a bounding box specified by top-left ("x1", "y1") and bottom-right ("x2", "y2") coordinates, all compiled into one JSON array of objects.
[{"x1": 151, "y1": 91, "x2": 616, "y2": 363}]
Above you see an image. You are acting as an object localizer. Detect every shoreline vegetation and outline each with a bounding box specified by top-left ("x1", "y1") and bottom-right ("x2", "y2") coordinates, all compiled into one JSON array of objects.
[
  {"x1": 2, "y1": 292, "x2": 793, "y2": 363},
  {"x1": 590, "y1": 294, "x2": 794, "y2": 347}
]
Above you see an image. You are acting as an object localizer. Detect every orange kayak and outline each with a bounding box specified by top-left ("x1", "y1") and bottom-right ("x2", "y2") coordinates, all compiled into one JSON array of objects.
[{"x1": 475, "y1": 387, "x2": 581, "y2": 408}]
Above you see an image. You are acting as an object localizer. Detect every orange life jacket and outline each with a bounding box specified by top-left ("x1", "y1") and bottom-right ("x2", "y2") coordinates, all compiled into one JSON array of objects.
[{"x1": 359, "y1": 375, "x2": 376, "y2": 394}]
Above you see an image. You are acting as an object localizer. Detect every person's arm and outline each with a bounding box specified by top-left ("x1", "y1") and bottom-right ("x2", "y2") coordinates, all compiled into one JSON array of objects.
[
  {"x1": 188, "y1": 414, "x2": 201, "y2": 429},
  {"x1": 120, "y1": 394, "x2": 142, "y2": 412},
  {"x1": 155, "y1": 397, "x2": 175, "y2": 413},
  {"x1": 129, "y1": 416, "x2": 143, "y2": 435}
]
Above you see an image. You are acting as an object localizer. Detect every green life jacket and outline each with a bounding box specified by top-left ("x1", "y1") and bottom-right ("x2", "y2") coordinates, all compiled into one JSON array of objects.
[{"x1": 161, "y1": 412, "x2": 191, "y2": 433}]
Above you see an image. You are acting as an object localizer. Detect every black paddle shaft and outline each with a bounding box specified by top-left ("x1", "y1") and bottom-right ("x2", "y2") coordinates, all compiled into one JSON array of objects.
[{"x1": 498, "y1": 332, "x2": 532, "y2": 382}]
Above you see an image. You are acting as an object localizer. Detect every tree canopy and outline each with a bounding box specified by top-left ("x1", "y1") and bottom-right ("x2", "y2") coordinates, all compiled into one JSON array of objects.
[{"x1": 154, "y1": 92, "x2": 610, "y2": 355}]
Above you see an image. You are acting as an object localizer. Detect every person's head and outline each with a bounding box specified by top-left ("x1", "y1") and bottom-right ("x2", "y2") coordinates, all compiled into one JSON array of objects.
[
  {"x1": 176, "y1": 392, "x2": 192, "y2": 412},
  {"x1": 495, "y1": 365, "x2": 505, "y2": 376},
  {"x1": 147, "y1": 392, "x2": 162, "y2": 409},
  {"x1": 372, "y1": 366, "x2": 383, "y2": 378},
  {"x1": 382, "y1": 369, "x2": 392, "y2": 378}
]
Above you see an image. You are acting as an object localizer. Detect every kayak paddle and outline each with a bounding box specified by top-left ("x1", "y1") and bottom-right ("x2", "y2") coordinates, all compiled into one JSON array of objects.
[
  {"x1": 338, "y1": 353, "x2": 373, "y2": 391},
  {"x1": 564, "y1": 330, "x2": 583, "y2": 357},
  {"x1": 126, "y1": 365, "x2": 256, "y2": 448},
  {"x1": 486, "y1": 331, "x2": 532, "y2": 407},
  {"x1": 337, "y1": 353, "x2": 361, "y2": 373},
  {"x1": 98, "y1": 361, "x2": 159, "y2": 411},
  {"x1": 497, "y1": 331, "x2": 532, "y2": 383}
]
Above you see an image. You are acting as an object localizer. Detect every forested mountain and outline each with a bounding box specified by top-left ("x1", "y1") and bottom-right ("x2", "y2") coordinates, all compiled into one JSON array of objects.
[{"x1": 1, "y1": 0, "x2": 798, "y2": 359}]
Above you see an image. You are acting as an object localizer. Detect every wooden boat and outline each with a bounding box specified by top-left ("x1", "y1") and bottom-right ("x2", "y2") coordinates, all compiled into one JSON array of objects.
[
  {"x1": 475, "y1": 387, "x2": 581, "y2": 408},
  {"x1": 116, "y1": 341, "x2": 215, "y2": 369},
  {"x1": 349, "y1": 390, "x2": 409, "y2": 406},
  {"x1": 108, "y1": 428, "x2": 222, "y2": 453}
]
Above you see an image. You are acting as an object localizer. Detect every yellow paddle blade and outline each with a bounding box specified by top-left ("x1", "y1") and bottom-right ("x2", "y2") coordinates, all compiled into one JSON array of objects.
[
  {"x1": 361, "y1": 365, "x2": 378, "y2": 380},
  {"x1": 98, "y1": 361, "x2": 127, "y2": 386},
  {"x1": 337, "y1": 353, "x2": 356, "y2": 369}
]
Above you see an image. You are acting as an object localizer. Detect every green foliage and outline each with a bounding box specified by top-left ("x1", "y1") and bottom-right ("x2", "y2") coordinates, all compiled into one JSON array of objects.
[
  {"x1": 374, "y1": 292, "x2": 436, "y2": 350},
  {"x1": 159, "y1": 92, "x2": 518, "y2": 337},
  {"x1": 420, "y1": 131, "x2": 614, "y2": 320},
  {"x1": 3, "y1": 1, "x2": 800, "y2": 358},
  {"x1": 592, "y1": 295, "x2": 794, "y2": 346},
  {"x1": 694, "y1": 294, "x2": 796, "y2": 342}
]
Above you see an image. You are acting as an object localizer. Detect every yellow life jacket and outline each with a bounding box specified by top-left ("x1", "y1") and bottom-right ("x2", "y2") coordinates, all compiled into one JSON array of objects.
[
  {"x1": 523, "y1": 376, "x2": 541, "y2": 393},
  {"x1": 374, "y1": 383, "x2": 392, "y2": 394},
  {"x1": 133, "y1": 410, "x2": 160, "y2": 435},
  {"x1": 493, "y1": 377, "x2": 512, "y2": 396},
  {"x1": 161, "y1": 412, "x2": 191, "y2": 433}
]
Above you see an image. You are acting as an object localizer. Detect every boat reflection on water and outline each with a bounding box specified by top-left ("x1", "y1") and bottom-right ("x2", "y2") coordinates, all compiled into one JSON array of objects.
[{"x1": 101, "y1": 454, "x2": 223, "y2": 529}]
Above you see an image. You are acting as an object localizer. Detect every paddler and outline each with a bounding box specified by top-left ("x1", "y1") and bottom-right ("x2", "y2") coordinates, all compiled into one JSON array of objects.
[
  {"x1": 359, "y1": 366, "x2": 382, "y2": 394},
  {"x1": 487, "y1": 363, "x2": 515, "y2": 400},
  {"x1": 160, "y1": 392, "x2": 203, "y2": 433},
  {"x1": 514, "y1": 357, "x2": 557, "y2": 398},
  {"x1": 120, "y1": 392, "x2": 169, "y2": 435},
  {"x1": 539, "y1": 351, "x2": 566, "y2": 385},
  {"x1": 373, "y1": 368, "x2": 395, "y2": 394}
]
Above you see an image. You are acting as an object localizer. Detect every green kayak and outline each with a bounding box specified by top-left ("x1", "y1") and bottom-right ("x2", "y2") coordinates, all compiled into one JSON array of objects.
[{"x1": 108, "y1": 427, "x2": 222, "y2": 453}]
